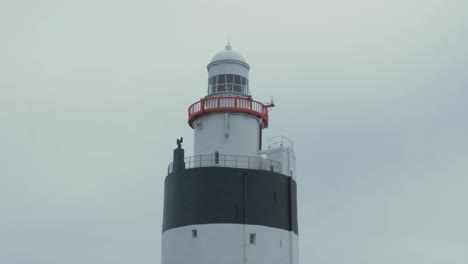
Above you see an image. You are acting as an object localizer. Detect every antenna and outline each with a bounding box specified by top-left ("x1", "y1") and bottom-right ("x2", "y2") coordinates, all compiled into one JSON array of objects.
[
  {"x1": 225, "y1": 37, "x2": 232, "y2": 50},
  {"x1": 265, "y1": 96, "x2": 275, "y2": 110}
]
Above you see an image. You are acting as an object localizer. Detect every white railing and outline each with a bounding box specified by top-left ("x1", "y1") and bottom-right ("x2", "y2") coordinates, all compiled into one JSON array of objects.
[{"x1": 168, "y1": 154, "x2": 281, "y2": 174}]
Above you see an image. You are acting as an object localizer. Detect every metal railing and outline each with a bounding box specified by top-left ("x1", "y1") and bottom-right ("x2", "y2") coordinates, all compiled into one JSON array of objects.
[
  {"x1": 267, "y1": 135, "x2": 294, "y2": 152},
  {"x1": 168, "y1": 154, "x2": 281, "y2": 174},
  {"x1": 188, "y1": 97, "x2": 271, "y2": 128}
]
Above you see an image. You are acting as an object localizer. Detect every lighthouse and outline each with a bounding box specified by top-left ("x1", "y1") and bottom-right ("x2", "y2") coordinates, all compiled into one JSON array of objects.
[{"x1": 161, "y1": 43, "x2": 299, "y2": 264}]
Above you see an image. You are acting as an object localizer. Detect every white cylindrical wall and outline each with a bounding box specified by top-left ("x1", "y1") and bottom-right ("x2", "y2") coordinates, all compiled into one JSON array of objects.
[
  {"x1": 193, "y1": 112, "x2": 261, "y2": 157},
  {"x1": 161, "y1": 224, "x2": 298, "y2": 264}
]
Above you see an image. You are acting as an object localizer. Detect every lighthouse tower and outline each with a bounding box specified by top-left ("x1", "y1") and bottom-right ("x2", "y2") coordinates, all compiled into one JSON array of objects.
[{"x1": 162, "y1": 43, "x2": 299, "y2": 264}]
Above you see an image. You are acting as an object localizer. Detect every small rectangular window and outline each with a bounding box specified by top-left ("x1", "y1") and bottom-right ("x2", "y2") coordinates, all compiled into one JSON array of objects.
[
  {"x1": 233, "y1": 85, "x2": 241, "y2": 92},
  {"x1": 192, "y1": 229, "x2": 197, "y2": 238},
  {"x1": 250, "y1": 233, "x2": 256, "y2": 244},
  {"x1": 226, "y1": 74, "x2": 234, "y2": 83},
  {"x1": 218, "y1": 74, "x2": 226, "y2": 84},
  {"x1": 241, "y1": 86, "x2": 248, "y2": 94},
  {"x1": 217, "y1": 85, "x2": 226, "y2": 92},
  {"x1": 234, "y1": 75, "x2": 241, "y2": 84},
  {"x1": 241, "y1": 76, "x2": 246, "y2": 85},
  {"x1": 214, "y1": 151, "x2": 219, "y2": 165}
]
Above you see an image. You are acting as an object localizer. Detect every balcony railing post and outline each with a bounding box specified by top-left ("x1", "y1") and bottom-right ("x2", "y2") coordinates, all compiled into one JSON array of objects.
[{"x1": 200, "y1": 98, "x2": 205, "y2": 112}]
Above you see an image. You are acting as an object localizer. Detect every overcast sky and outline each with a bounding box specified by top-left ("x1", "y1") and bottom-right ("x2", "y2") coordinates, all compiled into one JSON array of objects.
[{"x1": 1, "y1": 0, "x2": 467, "y2": 263}]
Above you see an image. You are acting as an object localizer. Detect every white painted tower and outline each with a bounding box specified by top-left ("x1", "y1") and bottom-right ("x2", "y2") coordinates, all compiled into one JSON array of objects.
[{"x1": 162, "y1": 43, "x2": 298, "y2": 264}]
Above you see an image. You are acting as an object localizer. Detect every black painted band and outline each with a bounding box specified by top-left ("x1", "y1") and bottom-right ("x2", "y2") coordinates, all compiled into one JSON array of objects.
[{"x1": 162, "y1": 167, "x2": 298, "y2": 235}]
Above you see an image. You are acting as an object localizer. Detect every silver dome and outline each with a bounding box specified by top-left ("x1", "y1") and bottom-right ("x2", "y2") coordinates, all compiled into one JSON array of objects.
[{"x1": 207, "y1": 44, "x2": 250, "y2": 69}]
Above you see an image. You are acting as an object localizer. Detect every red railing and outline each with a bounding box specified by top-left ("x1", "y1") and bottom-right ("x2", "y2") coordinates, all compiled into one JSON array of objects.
[{"x1": 188, "y1": 97, "x2": 270, "y2": 128}]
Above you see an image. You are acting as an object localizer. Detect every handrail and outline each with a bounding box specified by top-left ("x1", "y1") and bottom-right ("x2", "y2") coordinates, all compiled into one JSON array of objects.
[
  {"x1": 168, "y1": 154, "x2": 281, "y2": 174},
  {"x1": 188, "y1": 97, "x2": 270, "y2": 128}
]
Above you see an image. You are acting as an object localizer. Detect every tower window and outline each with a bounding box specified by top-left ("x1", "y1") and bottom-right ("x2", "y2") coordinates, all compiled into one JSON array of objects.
[
  {"x1": 234, "y1": 75, "x2": 241, "y2": 84},
  {"x1": 217, "y1": 84, "x2": 226, "y2": 92},
  {"x1": 192, "y1": 229, "x2": 197, "y2": 238},
  {"x1": 214, "y1": 151, "x2": 219, "y2": 165},
  {"x1": 208, "y1": 74, "x2": 249, "y2": 94},
  {"x1": 250, "y1": 233, "x2": 256, "y2": 244},
  {"x1": 226, "y1": 74, "x2": 234, "y2": 83},
  {"x1": 218, "y1": 74, "x2": 226, "y2": 84}
]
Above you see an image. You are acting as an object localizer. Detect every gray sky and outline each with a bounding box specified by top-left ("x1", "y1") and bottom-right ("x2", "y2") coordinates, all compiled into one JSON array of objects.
[{"x1": 1, "y1": 0, "x2": 467, "y2": 263}]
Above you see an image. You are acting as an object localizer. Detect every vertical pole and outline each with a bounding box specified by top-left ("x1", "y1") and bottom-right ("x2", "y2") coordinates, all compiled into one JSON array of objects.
[
  {"x1": 242, "y1": 172, "x2": 248, "y2": 264},
  {"x1": 288, "y1": 178, "x2": 294, "y2": 264},
  {"x1": 259, "y1": 123, "x2": 263, "y2": 151}
]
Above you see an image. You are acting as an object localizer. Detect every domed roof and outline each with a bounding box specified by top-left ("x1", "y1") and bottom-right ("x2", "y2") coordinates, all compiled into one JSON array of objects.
[{"x1": 207, "y1": 43, "x2": 250, "y2": 69}]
